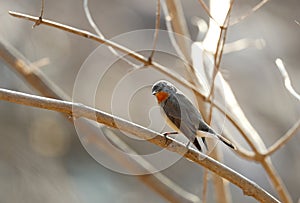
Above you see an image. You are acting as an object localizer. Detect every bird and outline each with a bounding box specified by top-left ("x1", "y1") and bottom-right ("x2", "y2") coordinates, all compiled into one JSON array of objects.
[{"x1": 152, "y1": 80, "x2": 236, "y2": 152}]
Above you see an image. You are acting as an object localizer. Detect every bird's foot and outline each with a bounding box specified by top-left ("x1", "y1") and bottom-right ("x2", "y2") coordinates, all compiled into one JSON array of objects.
[
  {"x1": 185, "y1": 141, "x2": 191, "y2": 150},
  {"x1": 162, "y1": 131, "x2": 178, "y2": 145}
]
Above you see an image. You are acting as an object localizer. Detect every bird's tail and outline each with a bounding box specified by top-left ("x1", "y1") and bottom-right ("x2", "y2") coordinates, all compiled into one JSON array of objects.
[
  {"x1": 197, "y1": 127, "x2": 236, "y2": 150},
  {"x1": 193, "y1": 139, "x2": 203, "y2": 152},
  {"x1": 215, "y1": 134, "x2": 236, "y2": 150},
  {"x1": 193, "y1": 137, "x2": 208, "y2": 152}
]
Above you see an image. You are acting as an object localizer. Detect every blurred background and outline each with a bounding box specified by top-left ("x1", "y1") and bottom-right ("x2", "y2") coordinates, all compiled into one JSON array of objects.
[{"x1": 0, "y1": 0, "x2": 299, "y2": 202}]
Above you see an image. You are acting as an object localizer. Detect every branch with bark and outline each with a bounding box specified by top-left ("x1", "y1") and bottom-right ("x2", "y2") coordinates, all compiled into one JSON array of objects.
[{"x1": 0, "y1": 87, "x2": 279, "y2": 203}]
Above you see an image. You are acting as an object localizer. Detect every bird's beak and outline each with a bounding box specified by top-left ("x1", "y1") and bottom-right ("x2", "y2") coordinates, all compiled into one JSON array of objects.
[{"x1": 152, "y1": 91, "x2": 158, "y2": 95}]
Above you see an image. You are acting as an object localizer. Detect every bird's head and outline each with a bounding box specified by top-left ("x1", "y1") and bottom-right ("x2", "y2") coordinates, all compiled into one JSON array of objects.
[{"x1": 152, "y1": 81, "x2": 177, "y2": 103}]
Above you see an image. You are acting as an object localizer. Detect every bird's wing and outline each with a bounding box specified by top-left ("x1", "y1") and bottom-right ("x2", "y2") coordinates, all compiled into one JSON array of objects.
[
  {"x1": 162, "y1": 94, "x2": 182, "y2": 130},
  {"x1": 176, "y1": 94, "x2": 202, "y2": 126},
  {"x1": 163, "y1": 94, "x2": 199, "y2": 140},
  {"x1": 176, "y1": 94, "x2": 208, "y2": 148},
  {"x1": 162, "y1": 94, "x2": 209, "y2": 151}
]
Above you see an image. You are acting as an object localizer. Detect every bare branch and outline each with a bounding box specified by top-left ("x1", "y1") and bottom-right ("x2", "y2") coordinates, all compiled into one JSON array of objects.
[
  {"x1": 82, "y1": 0, "x2": 139, "y2": 69},
  {"x1": 262, "y1": 159, "x2": 292, "y2": 203},
  {"x1": 0, "y1": 87, "x2": 280, "y2": 203},
  {"x1": 208, "y1": 0, "x2": 233, "y2": 101},
  {"x1": 33, "y1": 0, "x2": 44, "y2": 27},
  {"x1": 163, "y1": 0, "x2": 208, "y2": 94},
  {"x1": 197, "y1": 0, "x2": 215, "y2": 23},
  {"x1": 8, "y1": 11, "x2": 140, "y2": 61},
  {"x1": 148, "y1": 0, "x2": 161, "y2": 62},
  {"x1": 161, "y1": 0, "x2": 188, "y2": 62},
  {"x1": 223, "y1": 38, "x2": 266, "y2": 54},
  {"x1": 82, "y1": 0, "x2": 102, "y2": 37},
  {"x1": 230, "y1": 0, "x2": 270, "y2": 26},
  {"x1": 8, "y1": 11, "x2": 201, "y2": 95},
  {"x1": 275, "y1": 58, "x2": 300, "y2": 101},
  {"x1": 264, "y1": 119, "x2": 300, "y2": 157},
  {"x1": 202, "y1": 169, "x2": 209, "y2": 203}
]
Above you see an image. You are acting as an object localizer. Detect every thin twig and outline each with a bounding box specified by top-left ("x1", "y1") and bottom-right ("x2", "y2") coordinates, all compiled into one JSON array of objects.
[
  {"x1": 223, "y1": 38, "x2": 265, "y2": 54},
  {"x1": 207, "y1": 25, "x2": 226, "y2": 123},
  {"x1": 197, "y1": 0, "x2": 218, "y2": 25},
  {"x1": 163, "y1": 0, "x2": 205, "y2": 94},
  {"x1": 148, "y1": 0, "x2": 161, "y2": 62},
  {"x1": 33, "y1": 0, "x2": 44, "y2": 27},
  {"x1": 264, "y1": 119, "x2": 300, "y2": 157},
  {"x1": 83, "y1": 0, "x2": 102, "y2": 37},
  {"x1": 8, "y1": 11, "x2": 195, "y2": 91},
  {"x1": 161, "y1": 1, "x2": 188, "y2": 62},
  {"x1": 0, "y1": 87, "x2": 280, "y2": 203},
  {"x1": 275, "y1": 58, "x2": 300, "y2": 101},
  {"x1": 82, "y1": 0, "x2": 139, "y2": 69},
  {"x1": 262, "y1": 159, "x2": 292, "y2": 203},
  {"x1": 207, "y1": 0, "x2": 232, "y2": 145},
  {"x1": 202, "y1": 169, "x2": 209, "y2": 203},
  {"x1": 208, "y1": 0, "x2": 233, "y2": 100},
  {"x1": 230, "y1": 0, "x2": 270, "y2": 26}
]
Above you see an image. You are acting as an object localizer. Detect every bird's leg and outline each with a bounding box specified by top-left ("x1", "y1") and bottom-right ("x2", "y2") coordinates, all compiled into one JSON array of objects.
[
  {"x1": 163, "y1": 131, "x2": 178, "y2": 137},
  {"x1": 162, "y1": 131, "x2": 178, "y2": 144},
  {"x1": 186, "y1": 141, "x2": 191, "y2": 149}
]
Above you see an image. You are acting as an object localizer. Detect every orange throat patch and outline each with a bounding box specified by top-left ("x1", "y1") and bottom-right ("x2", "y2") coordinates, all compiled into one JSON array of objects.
[{"x1": 155, "y1": 91, "x2": 169, "y2": 103}]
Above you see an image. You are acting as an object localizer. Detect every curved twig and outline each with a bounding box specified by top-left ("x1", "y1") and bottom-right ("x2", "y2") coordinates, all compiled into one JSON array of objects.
[
  {"x1": 148, "y1": 0, "x2": 161, "y2": 61},
  {"x1": 264, "y1": 118, "x2": 300, "y2": 157},
  {"x1": 82, "y1": 0, "x2": 139, "y2": 69},
  {"x1": 230, "y1": 0, "x2": 270, "y2": 26},
  {"x1": 275, "y1": 58, "x2": 300, "y2": 101}
]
